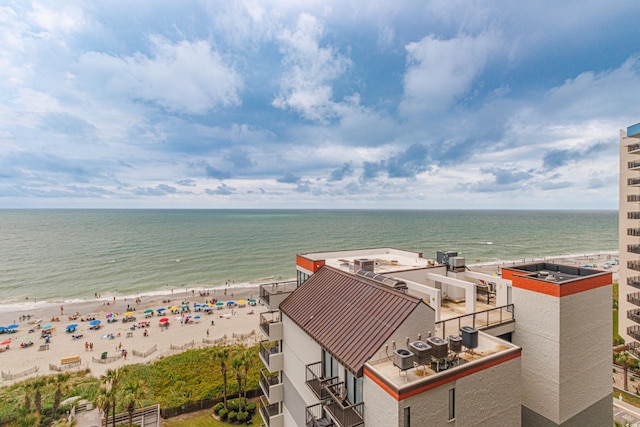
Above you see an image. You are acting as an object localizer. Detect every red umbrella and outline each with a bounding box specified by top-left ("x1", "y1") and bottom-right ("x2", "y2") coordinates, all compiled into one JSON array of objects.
[
  {"x1": 159, "y1": 317, "x2": 169, "y2": 322},
  {"x1": 1, "y1": 340, "x2": 11, "y2": 346}
]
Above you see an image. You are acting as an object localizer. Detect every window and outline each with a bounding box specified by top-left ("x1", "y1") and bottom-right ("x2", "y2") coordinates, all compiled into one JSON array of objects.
[
  {"x1": 448, "y1": 388, "x2": 455, "y2": 421},
  {"x1": 404, "y1": 407, "x2": 411, "y2": 427}
]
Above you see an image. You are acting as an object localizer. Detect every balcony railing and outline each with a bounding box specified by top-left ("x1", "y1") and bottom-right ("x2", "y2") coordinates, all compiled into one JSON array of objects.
[
  {"x1": 259, "y1": 281, "x2": 298, "y2": 308},
  {"x1": 628, "y1": 310, "x2": 640, "y2": 325},
  {"x1": 436, "y1": 304, "x2": 514, "y2": 338},
  {"x1": 305, "y1": 361, "x2": 339, "y2": 400},
  {"x1": 629, "y1": 278, "x2": 640, "y2": 291},
  {"x1": 629, "y1": 143, "x2": 640, "y2": 154},
  {"x1": 629, "y1": 178, "x2": 640, "y2": 187},
  {"x1": 630, "y1": 161, "x2": 640, "y2": 170},
  {"x1": 629, "y1": 245, "x2": 640, "y2": 255},
  {"x1": 259, "y1": 311, "x2": 283, "y2": 341},
  {"x1": 259, "y1": 395, "x2": 281, "y2": 427},
  {"x1": 324, "y1": 382, "x2": 364, "y2": 427},
  {"x1": 629, "y1": 261, "x2": 640, "y2": 272},
  {"x1": 629, "y1": 342, "x2": 640, "y2": 358},
  {"x1": 260, "y1": 368, "x2": 281, "y2": 400},
  {"x1": 630, "y1": 195, "x2": 640, "y2": 203},
  {"x1": 629, "y1": 228, "x2": 640, "y2": 237},
  {"x1": 259, "y1": 340, "x2": 283, "y2": 372},
  {"x1": 628, "y1": 292, "x2": 640, "y2": 307},
  {"x1": 629, "y1": 326, "x2": 640, "y2": 341},
  {"x1": 629, "y1": 212, "x2": 640, "y2": 220},
  {"x1": 306, "y1": 403, "x2": 335, "y2": 427}
]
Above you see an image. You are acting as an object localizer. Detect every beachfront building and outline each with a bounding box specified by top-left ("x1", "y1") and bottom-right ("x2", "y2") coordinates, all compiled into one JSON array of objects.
[
  {"x1": 258, "y1": 247, "x2": 612, "y2": 426},
  {"x1": 620, "y1": 122, "x2": 640, "y2": 355}
]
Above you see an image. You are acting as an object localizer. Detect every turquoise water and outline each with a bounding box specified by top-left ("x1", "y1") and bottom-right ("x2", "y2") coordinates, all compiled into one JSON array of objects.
[{"x1": 0, "y1": 210, "x2": 617, "y2": 306}]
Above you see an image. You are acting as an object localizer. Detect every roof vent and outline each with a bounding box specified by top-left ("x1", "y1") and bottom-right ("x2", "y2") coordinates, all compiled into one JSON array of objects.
[{"x1": 354, "y1": 258, "x2": 374, "y2": 272}]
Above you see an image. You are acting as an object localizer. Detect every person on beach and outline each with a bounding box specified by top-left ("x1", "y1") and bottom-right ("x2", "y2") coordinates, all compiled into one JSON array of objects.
[
  {"x1": 85, "y1": 342, "x2": 89, "y2": 351},
  {"x1": 60, "y1": 305, "x2": 63, "y2": 315}
]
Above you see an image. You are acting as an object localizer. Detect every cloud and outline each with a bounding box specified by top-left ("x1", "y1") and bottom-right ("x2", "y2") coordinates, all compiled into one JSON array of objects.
[
  {"x1": 206, "y1": 183, "x2": 236, "y2": 195},
  {"x1": 277, "y1": 172, "x2": 301, "y2": 184},
  {"x1": 79, "y1": 36, "x2": 243, "y2": 115},
  {"x1": 328, "y1": 162, "x2": 353, "y2": 181},
  {"x1": 204, "y1": 165, "x2": 232, "y2": 180},
  {"x1": 133, "y1": 184, "x2": 178, "y2": 196}
]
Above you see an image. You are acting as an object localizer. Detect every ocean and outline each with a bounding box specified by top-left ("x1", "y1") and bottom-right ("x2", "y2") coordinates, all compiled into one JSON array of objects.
[{"x1": 0, "y1": 209, "x2": 617, "y2": 309}]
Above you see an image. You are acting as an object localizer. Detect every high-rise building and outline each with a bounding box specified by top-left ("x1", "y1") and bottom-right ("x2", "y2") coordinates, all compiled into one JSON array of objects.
[{"x1": 619, "y1": 122, "x2": 640, "y2": 355}]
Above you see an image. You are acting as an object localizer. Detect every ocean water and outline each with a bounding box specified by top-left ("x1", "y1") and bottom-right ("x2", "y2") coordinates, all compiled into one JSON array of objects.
[{"x1": 0, "y1": 209, "x2": 617, "y2": 308}]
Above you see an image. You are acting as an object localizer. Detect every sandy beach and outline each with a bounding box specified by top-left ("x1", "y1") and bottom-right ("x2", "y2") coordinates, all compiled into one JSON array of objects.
[
  {"x1": 0, "y1": 251, "x2": 619, "y2": 387},
  {"x1": 0, "y1": 286, "x2": 263, "y2": 386}
]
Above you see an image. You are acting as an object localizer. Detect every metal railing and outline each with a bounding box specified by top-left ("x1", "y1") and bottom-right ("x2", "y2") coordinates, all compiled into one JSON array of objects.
[
  {"x1": 629, "y1": 278, "x2": 640, "y2": 290},
  {"x1": 260, "y1": 368, "x2": 280, "y2": 399},
  {"x1": 629, "y1": 261, "x2": 640, "y2": 272},
  {"x1": 629, "y1": 326, "x2": 640, "y2": 342},
  {"x1": 259, "y1": 395, "x2": 280, "y2": 426},
  {"x1": 629, "y1": 143, "x2": 640, "y2": 153},
  {"x1": 629, "y1": 245, "x2": 640, "y2": 255},
  {"x1": 629, "y1": 212, "x2": 640, "y2": 220},
  {"x1": 628, "y1": 310, "x2": 640, "y2": 325},
  {"x1": 324, "y1": 382, "x2": 364, "y2": 427},
  {"x1": 628, "y1": 228, "x2": 640, "y2": 237},
  {"x1": 306, "y1": 403, "x2": 334, "y2": 427},
  {"x1": 629, "y1": 342, "x2": 640, "y2": 359},
  {"x1": 305, "y1": 361, "x2": 338, "y2": 400},
  {"x1": 259, "y1": 340, "x2": 281, "y2": 371},
  {"x1": 259, "y1": 311, "x2": 280, "y2": 338},
  {"x1": 630, "y1": 195, "x2": 640, "y2": 203},
  {"x1": 628, "y1": 293, "x2": 640, "y2": 307},
  {"x1": 259, "y1": 281, "x2": 298, "y2": 306},
  {"x1": 436, "y1": 304, "x2": 514, "y2": 338}
]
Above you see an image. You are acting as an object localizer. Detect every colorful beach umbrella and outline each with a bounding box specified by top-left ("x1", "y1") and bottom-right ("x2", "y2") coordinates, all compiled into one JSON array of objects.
[
  {"x1": 106, "y1": 312, "x2": 118, "y2": 318},
  {"x1": 124, "y1": 311, "x2": 134, "y2": 316},
  {"x1": 238, "y1": 299, "x2": 246, "y2": 304},
  {"x1": 144, "y1": 309, "x2": 153, "y2": 314},
  {"x1": 181, "y1": 305, "x2": 189, "y2": 309}
]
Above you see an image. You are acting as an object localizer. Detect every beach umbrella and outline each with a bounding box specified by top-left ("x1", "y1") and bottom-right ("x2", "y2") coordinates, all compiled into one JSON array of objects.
[
  {"x1": 0, "y1": 327, "x2": 5, "y2": 333},
  {"x1": 156, "y1": 307, "x2": 166, "y2": 312},
  {"x1": 181, "y1": 305, "x2": 189, "y2": 309},
  {"x1": 124, "y1": 311, "x2": 134, "y2": 316},
  {"x1": 238, "y1": 299, "x2": 246, "y2": 304},
  {"x1": 66, "y1": 324, "x2": 78, "y2": 330},
  {"x1": 194, "y1": 315, "x2": 201, "y2": 320},
  {"x1": 42, "y1": 324, "x2": 53, "y2": 330},
  {"x1": 1, "y1": 340, "x2": 11, "y2": 346},
  {"x1": 7, "y1": 324, "x2": 18, "y2": 330},
  {"x1": 106, "y1": 312, "x2": 118, "y2": 318},
  {"x1": 159, "y1": 317, "x2": 169, "y2": 322},
  {"x1": 227, "y1": 301, "x2": 235, "y2": 306},
  {"x1": 203, "y1": 306, "x2": 213, "y2": 311},
  {"x1": 89, "y1": 320, "x2": 101, "y2": 326},
  {"x1": 144, "y1": 309, "x2": 153, "y2": 314},
  {"x1": 193, "y1": 303, "x2": 201, "y2": 307}
]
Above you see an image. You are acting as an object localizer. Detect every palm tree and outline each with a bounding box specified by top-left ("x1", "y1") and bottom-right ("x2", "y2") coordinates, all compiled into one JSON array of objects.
[
  {"x1": 617, "y1": 352, "x2": 636, "y2": 391},
  {"x1": 232, "y1": 356, "x2": 244, "y2": 412},
  {"x1": 241, "y1": 349, "x2": 253, "y2": 402},
  {"x1": 119, "y1": 380, "x2": 143, "y2": 427},
  {"x1": 213, "y1": 347, "x2": 230, "y2": 409},
  {"x1": 100, "y1": 368, "x2": 121, "y2": 427},
  {"x1": 95, "y1": 388, "x2": 112, "y2": 427},
  {"x1": 51, "y1": 373, "x2": 70, "y2": 418}
]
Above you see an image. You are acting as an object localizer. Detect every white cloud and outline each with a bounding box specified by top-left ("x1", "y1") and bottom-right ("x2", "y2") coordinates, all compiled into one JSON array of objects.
[
  {"x1": 79, "y1": 36, "x2": 242, "y2": 115},
  {"x1": 400, "y1": 31, "x2": 500, "y2": 116}
]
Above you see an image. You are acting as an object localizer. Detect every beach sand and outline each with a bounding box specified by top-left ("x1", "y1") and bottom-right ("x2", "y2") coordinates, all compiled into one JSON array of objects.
[
  {"x1": 0, "y1": 286, "x2": 263, "y2": 385},
  {"x1": 0, "y1": 252, "x2": 618, "y2": 386}
]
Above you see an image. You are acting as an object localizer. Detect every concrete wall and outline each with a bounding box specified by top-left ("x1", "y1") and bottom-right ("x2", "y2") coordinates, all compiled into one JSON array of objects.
[{"x1": 364, "y1": 356, "x2": 521, "y2": 427}]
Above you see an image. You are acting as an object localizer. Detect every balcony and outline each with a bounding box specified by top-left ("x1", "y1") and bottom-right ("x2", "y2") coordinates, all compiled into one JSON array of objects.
[
  {"x1": 630, "y1": 161, "x2": 640, "y2": 170},
  {"x1": 305, "y1": 361, "x2": 339, "y2": 400},
  {"x1": 306, "y1": 403, "x2": 335, "y2": 427},
  {"x1": 628, "y1": 292, "x2": 640, "y2": 307},
  {"x1": 259, "y1": 395, "x2": 283, "y2": 427},
  {"x1": 260, "y1": 368, "x2": 283, "y2": 404},
  {"x1": 324, "y1": 382, "x2": 364, "y2": 427},
  {"x1": 259, "y1": 281, "x2": 298, "y2": 310},
  {"x1": 629, "y1": 228, "x2": 640, "y2": 237},
  {"x1": 629, "y1": 212, "x2": 640, "y2": 220},
  {"x1": 629, "y1": 244, "x2": 640, "y2": 255},
  {"x1": 259, "y1": 311, "x2": 283, "y2": 341},
  {"x1": 629, "y1": 342, "x2": 640, "y2": 358},
  {"x1": 629, "y1": 195, "x2": 640, "y2": 203},
  {"x1": 629, "y1": 326, "x2": 640, "y2": 341},
  {"x1": 629, "y1": 143, "x2": 640, "y2": 154},
  {"x1": 628, "y1": 278, "x2": 640, "y2": 291},
  {"x1": 259, "y1": 340, "x2": 283, "y2": 372},
  {"x1": 628, "y1": 309, "x2": 640, "y2": 325},
  {"x1": 629, "y1": 261, "x2": 640, "y2": 272},
  {"x1": 630, "y1": 178, "x2": 640, "y2": 187}
]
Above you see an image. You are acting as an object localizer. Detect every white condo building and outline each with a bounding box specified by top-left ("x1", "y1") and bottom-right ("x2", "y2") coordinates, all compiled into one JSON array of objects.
[
  {"x1": 258, "y1": 247, "x2": 612, "y2": 426},
  {"x1": 620, "y1": 122, "x2": 640, "y2": 356}
]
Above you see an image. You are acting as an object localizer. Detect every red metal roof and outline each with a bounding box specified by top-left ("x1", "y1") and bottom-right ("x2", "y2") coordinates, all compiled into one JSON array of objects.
[{"x1": 280, "y1": 266, "x2": 424, "y2": 376}]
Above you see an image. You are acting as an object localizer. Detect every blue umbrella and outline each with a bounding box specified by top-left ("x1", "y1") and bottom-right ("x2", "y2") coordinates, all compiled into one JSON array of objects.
[
  {"x1": 66, "y1": 324, "x2": 78, "y2": 330},
  {"x1": 157, "y1": 307, "x2": 166, "y2": 312},
  {"x1": 42, "y1": 324, "x2": 53, "y2": 330},
  {"x1": 7, "y1": 324, "x2": 18, "y2": 330},
  {"x1": 0, "y1": 327, "x2": 6, "y2": 333},
  {"x1": 89, "y1": 320, "x2": 101, "y2": 326},
  {"x1": 194, "y1": 315, "x2": 201, "y2": 319},
  {"x1": 193, "y1": 303, "x2": 201, "y2": 307}
]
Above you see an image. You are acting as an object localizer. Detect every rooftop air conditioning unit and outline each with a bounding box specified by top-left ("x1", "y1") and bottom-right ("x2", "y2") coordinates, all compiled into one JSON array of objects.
[
  {"x1": 409, "y1": 341, "x2": 432, "y2": 365},
  {"x1": 448, "y1": 335, "x2": 463, "y2": 353},
  {"x1": 354, "y1": 258, "x2": 374, "y2": 272},
  {"x1": 460, "y1": 326, "x2": 478, "y2": 349},
  {"x1": 426, "y1": 336, "x2": 449, "y2": 359},
  {"x1": 393, "y1": 348, "x2": 415, "y2": 371},
  {"x1": 449, "y1": 256, "x2": 466, "y2": 269}
]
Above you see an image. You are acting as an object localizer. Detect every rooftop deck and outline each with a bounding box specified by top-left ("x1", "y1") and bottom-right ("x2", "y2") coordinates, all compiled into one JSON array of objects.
[{"x1": 299, "y1": 248, "x2": 439, "y2": 274}]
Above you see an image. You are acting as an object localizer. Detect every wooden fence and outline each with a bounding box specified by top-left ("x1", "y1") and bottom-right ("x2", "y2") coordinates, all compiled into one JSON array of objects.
[
  {"x1": 1, "y1": 365, "x2": 39, "y2": 380},
  {"x1": 132, "y1": 344, "x2": 157, "y2": 357},
  {"x1": 170, "y1": 340, "x2": 195, "y2": 351}
]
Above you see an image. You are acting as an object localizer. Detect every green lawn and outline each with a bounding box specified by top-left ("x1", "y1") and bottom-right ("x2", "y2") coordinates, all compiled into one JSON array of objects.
[{"x1": 163, "y1": 410, "x2": 263, "y2": 427}]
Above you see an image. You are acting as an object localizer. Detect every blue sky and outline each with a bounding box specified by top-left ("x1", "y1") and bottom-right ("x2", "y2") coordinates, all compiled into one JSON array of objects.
[{"x1": 1, "y1": 1, "x2": 639, "y2": 209}]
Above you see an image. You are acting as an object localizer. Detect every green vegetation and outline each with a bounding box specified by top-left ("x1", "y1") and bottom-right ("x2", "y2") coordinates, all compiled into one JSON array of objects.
[
  {"x1": 613, "y1": 282, "x2": 624, "y2": 345},
  {"x1": 0, "y1": 344, "x2": 260, "y2": 426},
  {"x1": 163, "y1": 409, "x2": 263, "y2": 427}
]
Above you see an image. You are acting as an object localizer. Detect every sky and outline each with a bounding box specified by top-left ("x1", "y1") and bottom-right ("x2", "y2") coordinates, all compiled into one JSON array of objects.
[{"x1": 1, "y1": 1, "x2": 639, "y2": 209}]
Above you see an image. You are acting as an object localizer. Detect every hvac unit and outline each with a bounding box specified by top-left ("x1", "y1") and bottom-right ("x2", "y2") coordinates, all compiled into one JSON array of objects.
[
  {"x1": 426, "y1": 336, "x2": 449, "y2": 359},
  {"x1": 448, "y1": 335, "x2": 463, "y2": 353},
  {"x1": 449, "y1": 256, "x2": 466, "y2": 269},
  {"x1": 393, "y1": 349, "x2": 415, "y2": 371},
  {"x1": 354, "y1": 258, "x2": 374, "y2": 272},
  {"x1": 436, "y1": 251, "x2": 458, "y2": 265},
  {"x1": 460, "y1": 326, "x2": 479, "y2": 349},
  {"x1": 409, "y1": 341, "x2": 432, "y2": 365}
]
